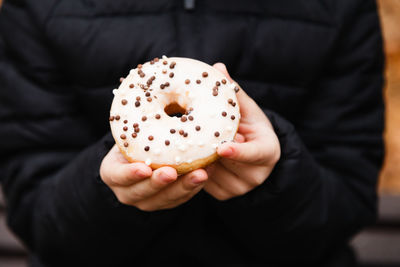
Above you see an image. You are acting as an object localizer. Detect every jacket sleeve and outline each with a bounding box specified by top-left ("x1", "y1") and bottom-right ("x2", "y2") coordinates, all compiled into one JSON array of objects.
[
  {"x1": 208, "y1": 0, "x2": 384, "y2": 263},
  {"x1": 0, "y1": 2, "x2": 181, "y2": 266}
]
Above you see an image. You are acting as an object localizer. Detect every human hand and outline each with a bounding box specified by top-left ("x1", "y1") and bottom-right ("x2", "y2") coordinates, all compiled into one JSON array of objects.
[
  {"x1": 100, "y1": 145, "x2": 208, "y2": 211},
  {"x1": 204, "y1": 63, "x2": 281, "y2": 201}
]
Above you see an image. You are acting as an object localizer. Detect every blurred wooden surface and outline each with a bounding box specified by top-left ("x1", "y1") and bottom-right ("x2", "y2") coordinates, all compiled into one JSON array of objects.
[{"x1": 378, "y1": 0, "x2": 400, "y2": 194}]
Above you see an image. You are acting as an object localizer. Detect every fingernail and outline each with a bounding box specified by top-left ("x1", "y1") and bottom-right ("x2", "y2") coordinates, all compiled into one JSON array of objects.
[
  {"x1": 221, "y1": 146, "x2": 234, "y2": 157},
  {"x1": 191, "y1": 176, "x2": 205, "y2": 185},
  {"x1": 135, "y1": 169, "x2": 149, "y2": 178},
  {"x1": 160, "y1": 172, "x2": 175, "y2": 183}
]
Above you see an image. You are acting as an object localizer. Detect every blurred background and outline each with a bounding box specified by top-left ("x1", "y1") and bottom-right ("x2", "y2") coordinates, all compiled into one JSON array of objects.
[{"x1": 0, "y1": 0, "x2": 400, "y2": 266}]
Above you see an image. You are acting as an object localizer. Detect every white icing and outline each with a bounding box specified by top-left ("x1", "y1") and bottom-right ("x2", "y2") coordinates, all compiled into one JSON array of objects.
[{"x1": 110, "y1": 57, "x2": 240, "y2": 166}]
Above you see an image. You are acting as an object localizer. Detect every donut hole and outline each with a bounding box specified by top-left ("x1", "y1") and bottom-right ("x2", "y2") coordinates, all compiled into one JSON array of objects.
[{"x1": 164, "y1": 102, "x2": 187, "y2": 118}]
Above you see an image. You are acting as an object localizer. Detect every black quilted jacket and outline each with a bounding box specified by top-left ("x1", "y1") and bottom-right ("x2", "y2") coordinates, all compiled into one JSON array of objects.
[{"x1": 0, "y1": 0, "x2": 384, "y2": 266}]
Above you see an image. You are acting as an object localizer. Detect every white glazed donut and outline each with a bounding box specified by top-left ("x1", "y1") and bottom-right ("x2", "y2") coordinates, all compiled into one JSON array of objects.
[{"x1": 109, "y1": 56, "x2": 241, "y2": 175}]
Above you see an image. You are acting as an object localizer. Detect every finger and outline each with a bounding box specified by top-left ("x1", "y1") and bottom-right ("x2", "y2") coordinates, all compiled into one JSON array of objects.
[
  {"x1": 204, "y1": 179, "x2": 231, "y2": 201},
  {"x1": 234, "y1": 133, "x2": 245, "y2": 143},
  {"x1": 217, "y1": 140, "x2": 275, "y2": 165},
  {"x1": 157, "y1": 169, "x2": 208, "y2": 202},
  {"x1": 134, "y1": 169, "x2": 208, "y2": 211},
  {"x1": 107, "y1": 162, "x2": 153, "y2": 186},
  {"x1": 101, "y1": 147, "x2": 152, "y2": 186},
  {"x1": 218, "y1": 157, "x2": 271, "y2": 187},
  {"x1": 126, "y1": 166, "x2": 178, "y2": 203},
  {"x1": 207, "y1": 161, "x2": 251, "y2": 197},
  {"x1": 213, "y1": 63, "x2": 234, "y2": 83}
]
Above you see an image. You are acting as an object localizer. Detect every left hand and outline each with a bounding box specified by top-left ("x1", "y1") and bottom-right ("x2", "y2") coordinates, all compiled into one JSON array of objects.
[{"x1": 204, "y1": 63, "x2": 281, "y2": 201}]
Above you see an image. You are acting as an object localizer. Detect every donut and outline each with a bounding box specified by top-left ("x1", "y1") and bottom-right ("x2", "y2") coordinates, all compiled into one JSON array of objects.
[{"x1": 109, "y1": 56, "x2": 241, "y2": 175}]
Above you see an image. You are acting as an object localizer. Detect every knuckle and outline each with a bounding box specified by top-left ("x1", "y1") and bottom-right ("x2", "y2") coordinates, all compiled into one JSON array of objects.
[
  {"x1": 130, "y1": 188, "x2": 148, "y2": 202},
  {"x1": 249, "y1": 173, "x2": 266, "y2": 187},
  {"x1": 116, "y1": 194, "x2": 132, "y2": 206},
  {"x1": 109, "y1": 174, "x2": 121, "y2": 186},
  {"x1": 232, "y1": 184, "x2": 251, "y2": 196},
  {"x1": 135, "y1": 202, "x2": 159, "y2": 212},
  {"x1": 214, "y1": 191, "x2": 231, "y2": 201}
]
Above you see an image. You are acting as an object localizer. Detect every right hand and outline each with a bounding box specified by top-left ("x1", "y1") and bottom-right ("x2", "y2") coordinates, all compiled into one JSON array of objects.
[{"x1": 100, "y1": 145, "x2": 208, "y2": 211}]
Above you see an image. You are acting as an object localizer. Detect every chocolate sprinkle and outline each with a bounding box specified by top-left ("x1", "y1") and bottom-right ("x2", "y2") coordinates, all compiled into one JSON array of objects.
[
  {"x1": 136, "y1": 96, "x2": 141, "y2": 101},
  {"x1": 137, "y1": 64, "x2": 143, "y2": 69},
  {"x1": 228, "y1": 99, "x2": 233, "y2": 104},
  {"x1": 183, "y1": 132, "x2": 188, "y2": 137},
  {"x1": 121, "y1": 99, "x2": 128, "y2": 105},
  {"x1": 165, "y1": 140, "x2": 170, "y2": 146},
  {"x1": 133, "y1": 123, "x2": 139, "y2": 128},
  {"x1": 135, "y1": 101, "x2": 140, "y2": 107},
  {"x1": 231, "y1": 115, "x2": 235, "y2": 120},
  {"x1": 145, "y1": 92, "x2": 151, "y2": 97},
  {"x1": 170, "y1": 129, "x2": 176, "y2": 134},
  {"x1": 142, "y1": 116, "x2": 147, "y2": 121},
  {"x1": 222, "y1": 111, "x2": 227, "y2": 117},
  {"x1": 213, "y1": 91, "x2": 218, "y2": 96},
  {"x1": 120, "y1": 77, "x2": 124, "y2": 83},
  {"x1": 109, "y1": 116, "x2": 115, "y2": 121},
  {"x1": 134, "y1": 127, "x2": 140, "y2": 133},
  {"x1": 196, "y1": 79, "x2": 201, "y2": 84},
  {"x1": 165, "y1": 82, "x2": 170, "y2": 87},
  {"x1": 179, "y1": 129, "x2": 184, "y2": 135},
  {"x1": 123, "y1": 120, "x2": 128, "y2": 124},
  {"x1": 154, "y1": 57, "x2": 159, "y2": 62},
  {"x1": 163, "y1": 60, "x2": 168, "y2": 65},
  {"x1": 124, "y1": 142, "x2": 129, "y2": 147},
  {"x1": 115, "y1": 115, "x2": 120, "y2": 120},
  {"x1": 188, "y1": 115, "x2": 194, "y2": 121},
  {"x1": 222, "y1": 79, "x2": 227, "y2": 84},
  {"x1": 214, "y1": 131, "x2": 220, "y2": 137},
  {"x1": 195, "y1": 126, "x2": 201, "y2": 131},
  {"x1": 144, "y1": 146, "x2": 150, "y2": 151},
  {"x1": 132, "y1": 133, "x2": 137, "y2": 138},
  {"x1": 148, "y1": 135, "x2": 154, "y2": 141},
  {"x1": 170, "y1": 62, "x2": 176, "y2": 69},
  {"x1": 160, "y1": 84, "x2": 165, "y2": 89},
  {"x1": 129, "y1": 84, "x2": 134, "y2": 88},
  {"x1": 181, "y1": 116, "x2": 187, "y2": 122},
  {"x1": 216, "y1": 81, "x2": 221, "y2": 86},
  {"x1": 169, "y1": 72, "x2": 174, "y2": 78},
  {"x1": 155, "y1": 114, "x2": 161, "y2": 119},
  {"x1": 120, "y1": 134, "x2": 126, "y2": 139},
  {"x1": 147, "y1": 97, "x2": 152, "y2": 102},
  {"x1": 185, "y1": 79, "x2": 190, "y2": 84},
  {"x1": 162, "y1": 70, "x2": 167, "y2": 74},
  {"x1": 234, "y1": 86, "x2": 240, "y2": 93},
  {"x1": 202, "y1": 72, "x2": 208, "y2": 78},
  {"x1": 123, "y1": 126, "x2": 128, "y2": 131},
  {"x1": 139, "y1": 72, "x2": 145, "y2": 78}
]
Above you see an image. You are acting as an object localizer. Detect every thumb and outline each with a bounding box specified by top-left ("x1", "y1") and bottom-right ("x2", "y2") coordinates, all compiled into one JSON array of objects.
[
  {"x1": 213, "y1": 63, "x2": 234, "y2": 83},
  {"x1": 217, "y1": 140, "x2": 271, "y2": 165}
]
